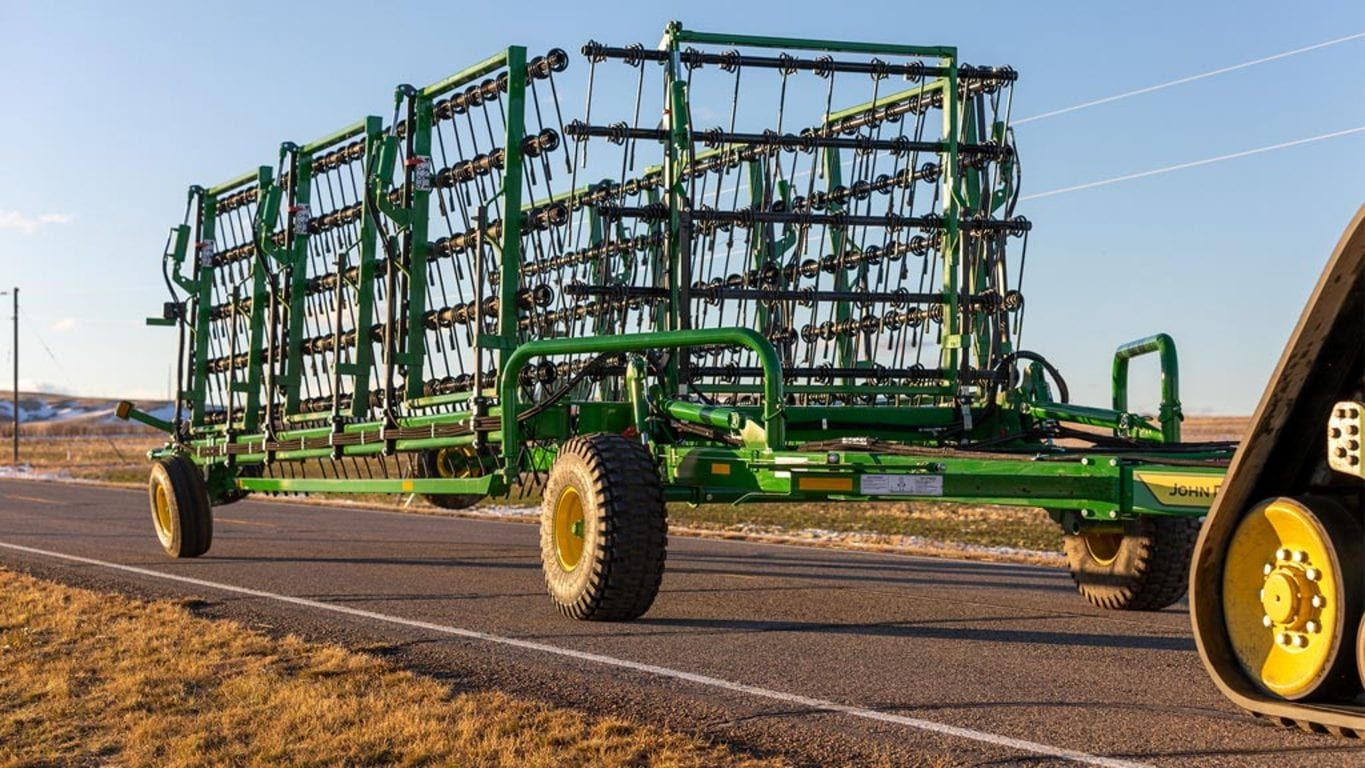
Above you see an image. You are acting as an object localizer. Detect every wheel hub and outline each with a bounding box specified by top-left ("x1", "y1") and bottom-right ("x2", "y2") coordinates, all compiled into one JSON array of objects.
[
  {"x1": 1222, "y1": 498, "x2": 1344, "y2": 699},
  {"x1": 1258, "y1": 558, "x2": 1320, "y2": 643},
  {"x1": 1082, "y1": 531, "x2": 1123, "y2": 566},
  {"x1": 153, "y1": 484, "x2": 173, "y2": 540},
  {"x1": 552, "y1": 486, "x2": 585, "y2": 572}
]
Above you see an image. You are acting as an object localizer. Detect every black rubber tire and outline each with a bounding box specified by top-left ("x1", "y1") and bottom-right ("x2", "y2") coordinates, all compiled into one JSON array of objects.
[
  {"x1": 418, "y1": 449, "x2": 485, "y2": 510},
  {"x1": 147, "y1": 455, "x2": 212, "y2": 558},
  {"x1": 423, "y1": 493, "x2": 482, "y2": 510},
  {"x1": 539, "y1": 434, "x2": 667, "y2": 621},
  {"x1": 1064, "y1": 516, "x2": 1202, "y2": 610},
  {"x1": 1357, "y1": 612, "x2": 1365, "y2": 694}
]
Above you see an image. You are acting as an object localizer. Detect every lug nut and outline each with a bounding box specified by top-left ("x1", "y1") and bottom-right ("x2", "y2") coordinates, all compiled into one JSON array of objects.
[
  {"x1": 1276, "y1": 547, "x2": 1292, "y2": 561},
  {"x1": 1306, "y1": 568, "x2": 1321, "y2": 582},
  {"x1": 1262, "y1": 615, "x2": 1274, "y2": 628},
  {"x1": 1264, "y1": 563, "x2": 1275, "y2": 575},
  {"x1": 1293, "y1": 634, "x2": 1309, "y2": 648},
  {"x1": 1293, "y1": 550, "x2": 1309, "y2": 563},
  {"x1": 1306, "y1": 620, "x2": 1320, "y2": 633},
  {"x1": 1277, "y1": 632, "x2": 1293, "y2": 646},
  {"x1": 1311, "y1": 595, "x2": 1325, "y2": 608}
]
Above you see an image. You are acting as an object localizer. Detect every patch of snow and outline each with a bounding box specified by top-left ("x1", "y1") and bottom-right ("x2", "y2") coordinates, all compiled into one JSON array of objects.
[
  {"x1": 465, "y1": 504, "x2": 537, "y2": 519},
  {"x1": 145, "y1": 404, "x2": 177, "y2": 422},
  {"x1": 0, "y1": 465, "x2": 72, "y2": 481},
  {"x1": 720, "y1": 522, "x2": 1065, "y2": 564}
]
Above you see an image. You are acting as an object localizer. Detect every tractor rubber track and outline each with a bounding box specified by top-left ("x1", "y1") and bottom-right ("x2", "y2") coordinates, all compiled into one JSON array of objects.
[{"x1": 1190, "y1": 205, "x2": 1365, "y2": 737}]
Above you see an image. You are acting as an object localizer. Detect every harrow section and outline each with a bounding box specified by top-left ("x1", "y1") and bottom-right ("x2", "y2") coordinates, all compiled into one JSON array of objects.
[{"x1": 130, "y1": 22, "x2": 1236, "y2": 622}]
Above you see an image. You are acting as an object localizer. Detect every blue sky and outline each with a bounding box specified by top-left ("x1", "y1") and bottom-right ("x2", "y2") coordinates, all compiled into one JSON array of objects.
[{"x1": 0, "y1": 0, "x2": 1361, "y2": 413}]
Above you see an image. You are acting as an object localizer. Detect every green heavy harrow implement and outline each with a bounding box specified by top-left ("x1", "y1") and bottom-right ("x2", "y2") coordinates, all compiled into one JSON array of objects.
[{"x1": 126, "y1": 22, "x2": 1237, "y2": 621}]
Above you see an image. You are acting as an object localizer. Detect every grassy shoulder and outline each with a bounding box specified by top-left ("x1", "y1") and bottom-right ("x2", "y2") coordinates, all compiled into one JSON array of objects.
[
  {"x1": 0, "y1": 566, "x2": 782, "y2": 768},
  {"x1": 10, "y1": 435, "x2": 161, "y2": 485},
  {"x1": 669, "y1": 501, "x2": 1061, "y2": 553}
]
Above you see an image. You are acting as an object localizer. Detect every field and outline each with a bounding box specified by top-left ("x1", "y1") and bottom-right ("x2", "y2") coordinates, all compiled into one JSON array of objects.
[{"x1": 7, "y1": 414, "x2": 1247, "y2": 563}]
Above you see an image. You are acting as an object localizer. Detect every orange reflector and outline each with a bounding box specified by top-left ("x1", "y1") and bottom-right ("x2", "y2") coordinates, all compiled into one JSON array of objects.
[
  {"x1": 710, "y1": 463, "x2": 731, "y2": 476},
  {"x1": 798, "y1": 476, "x2": 854, "y2": 492}
]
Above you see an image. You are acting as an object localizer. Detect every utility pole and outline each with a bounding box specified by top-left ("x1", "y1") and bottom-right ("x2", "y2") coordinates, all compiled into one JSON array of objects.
[
  {"x1": 1, "y1": 288, "x2": 15, "y2": 464},
  {"x1": 11, "y1": 288, "x2": 16, "y2": 465}
]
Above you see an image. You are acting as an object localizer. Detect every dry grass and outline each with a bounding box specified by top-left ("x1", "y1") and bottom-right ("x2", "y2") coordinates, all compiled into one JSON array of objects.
[
  {"x1": 669, "y1": 501, "x2": 1061, "y2": 552},
  {"x1": 10, "y1": 436, "x2": 162, "y2": 484},
  {"x1": 1178, "y1": 415, "x2": 1248, "y2": 442},
  {"x1": 0, "y1": 566, "x2": 785, "y2": 768}
]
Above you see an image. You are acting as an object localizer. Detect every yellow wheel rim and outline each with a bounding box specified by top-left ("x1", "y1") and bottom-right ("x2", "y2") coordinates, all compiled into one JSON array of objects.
[
  {"x1": 553, "y1": 486, "x2": 586, "y2": 572},
  {"x1": 1222, "y1": 498, "x2": 1343, "y2": 699},
  {"x1": 1082, "y1": 531, "x2": 1123, "y2": 566},
  {"x1": 153, "y1": 483, "x2": 173, "y2": 541},
  {"x1": 433, "y1": 446, "x2": 479, "y2": 479}
]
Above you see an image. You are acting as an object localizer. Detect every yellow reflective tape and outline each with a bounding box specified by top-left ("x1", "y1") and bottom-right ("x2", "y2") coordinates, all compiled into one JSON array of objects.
[
  {"x1": 401, "y1": 480, "x2": 414, "y2": 493},
  {"x1": 1135, "y1": 471, "x2": 1222, "y2": 508},
  {"x1": 710, "y1": 463, "x2": 731, "y2": 476},
  {"x1": 798, "y1": 476, "x2": 854, "y2": 492}
]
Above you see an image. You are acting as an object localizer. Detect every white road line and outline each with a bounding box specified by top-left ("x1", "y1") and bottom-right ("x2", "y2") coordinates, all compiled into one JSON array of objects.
[{"x1": 0, "y1": 539, "x2": 1151, "y2": 768}]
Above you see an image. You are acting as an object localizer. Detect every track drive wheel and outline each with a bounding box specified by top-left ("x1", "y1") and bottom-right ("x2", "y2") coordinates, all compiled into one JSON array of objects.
[
  {"x1": 1064, "y1": 515, "x2": 1201, "y2": 610},
  {"x1": 418, "y1": 446, "x2": 489, "y2": 510},
  {"x1": 147, "y1": 455, "x2": 212, "y2": 558},
  {"x1": 539, "y1": 433, "x2": 667, "y2": 621},
  {"x1": 1221, "y1": 497, "x2": 1363, "y2": 701}
]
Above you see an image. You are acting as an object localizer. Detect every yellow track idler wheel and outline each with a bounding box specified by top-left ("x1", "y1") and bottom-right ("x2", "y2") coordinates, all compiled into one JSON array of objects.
[
  {"x1": 147, "y1": 455, "x2": 213, "y2": 559},
  {"x1": 539, "y1": 434, "x2": 667, "y2": 621},
  {"x1": 1063, "y1": 516, "x2": 1201, "y2": 610},
  {"x1": 417, "y1": 446, "x2": 489, "y2": 510},
  {"x1": 1221, "y1": 497, "x2": 1363, "y2": 701}
]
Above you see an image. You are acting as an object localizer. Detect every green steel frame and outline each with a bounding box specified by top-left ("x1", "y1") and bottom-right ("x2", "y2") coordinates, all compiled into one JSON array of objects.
[{"x1": 131, "y1": 24, "x2": 1234, "y2": 530}]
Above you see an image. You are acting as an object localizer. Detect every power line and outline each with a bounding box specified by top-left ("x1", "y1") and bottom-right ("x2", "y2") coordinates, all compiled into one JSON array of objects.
[
  {"x1": 709, "y1": 33, "x2": 1365, "y2": 208},
  {"x1": 18, "y1": 308, "x2": 75, "y2": 390},
  {"x1": 16, "y1": 308, "x2": 129, "y2": 461},
  {"x1": 1021, "y1": 125, "x2": 1365, "y2": 201},
  {"x1": 1013, "y1": 31, "x2": 1365, "y2": 125}
]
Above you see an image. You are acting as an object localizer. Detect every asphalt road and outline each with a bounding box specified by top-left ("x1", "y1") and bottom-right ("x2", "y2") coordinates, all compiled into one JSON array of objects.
[{"x1": 1, "y1": 478, "x2": 1362, "y2": 767}]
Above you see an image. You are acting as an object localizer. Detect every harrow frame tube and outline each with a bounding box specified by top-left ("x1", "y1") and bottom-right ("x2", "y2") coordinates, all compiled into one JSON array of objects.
[
  {"x1": 402, "y1": 91, "x2": 435, "y2": 400},
  {"x1": 242, "y1": 167, "x2": 273, "y2": 434},
  {"x1": 302, "y1": 120, "x2": 367, "y2": 155},
  {"x1": 499, "y1": 328, "x2": 788, "y2": 476},
  {"x1": 670, "y1": 27, "x2": 954, "y2": 58},
  {"x1": 347, "y1": 117, "x2": 385, "y2": 418},
  {"x1": 282, "y1": 149, "x2": 314, "y2": 415},
  {"x1": 189, "y1": 192, "x2": 217, "y2": 429},
  {"x1": 206, "y1": 171, "x2": 257, "y2": 197},
  {"x1": 496, "y1": 47, "x2": 529, "y2": 357},
  {"x1": 660, "y1": 443, "x2": 1225, "y2": 517},
  {"x1": 940, "y1": 57, "x2": 964, "y2": 391},
  {"x1": 1112, "y1": 333, "x2": 1182, "y2": 443}
]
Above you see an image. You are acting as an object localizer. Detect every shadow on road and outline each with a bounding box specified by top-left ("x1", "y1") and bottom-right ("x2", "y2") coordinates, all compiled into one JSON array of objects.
[{"x1": 636, "y1": 615, "x2": 1194, "y2": 651}]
